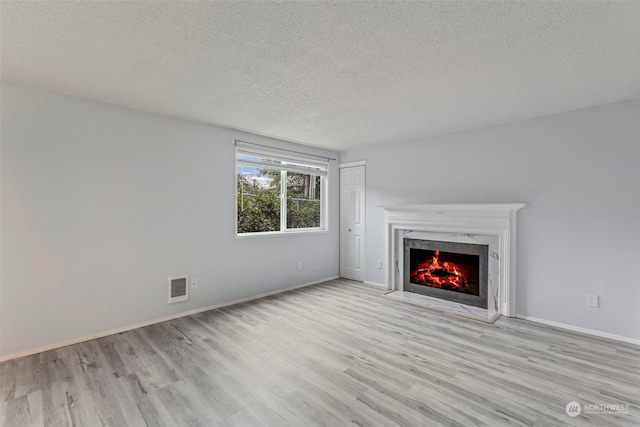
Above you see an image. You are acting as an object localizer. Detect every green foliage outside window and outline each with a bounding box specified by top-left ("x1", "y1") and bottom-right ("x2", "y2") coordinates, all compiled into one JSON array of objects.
[
  {"x1": 237, "y1": 169, "x2": 321, "y2": 234},
  {"x1": 286, "y1": 172, "x2": 321, "y2": 229},
  {"x1": 237, "y1": 173, "x2": 280, "y2": 233}
]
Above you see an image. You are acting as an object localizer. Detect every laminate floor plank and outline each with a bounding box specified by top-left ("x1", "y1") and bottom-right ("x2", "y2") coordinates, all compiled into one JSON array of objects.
[{"x1": 1, "y1": 279, "x2": 638, "y2": 426}]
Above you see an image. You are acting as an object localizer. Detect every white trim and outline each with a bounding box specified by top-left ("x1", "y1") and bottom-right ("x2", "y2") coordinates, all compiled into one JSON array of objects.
[
  {"x1": 0, "y1": 276, "x2": 339, "y2": 363},
  {"x1": 364, "y1": 280, "x2": 387, "y2": 288},
  {"x1": 235, "y1": 229, "x2": 329, "y2": 239},
  {"x1": 515, "y1": 314, "x2": 640, "y2": 346},
  {"x1": 339, "y1": 160, "x2": 366, "y2": 168}
]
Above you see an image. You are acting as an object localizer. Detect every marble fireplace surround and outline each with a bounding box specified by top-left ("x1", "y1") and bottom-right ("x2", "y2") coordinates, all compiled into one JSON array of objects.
[{"x1": 380, "y1": 203, "x2": 525, "y2": 317}]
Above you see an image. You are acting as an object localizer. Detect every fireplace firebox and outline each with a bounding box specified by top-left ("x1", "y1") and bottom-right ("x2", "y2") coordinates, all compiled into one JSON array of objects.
[{"x1": 404, "y1": 238, "x2": 488, "y2": 308}]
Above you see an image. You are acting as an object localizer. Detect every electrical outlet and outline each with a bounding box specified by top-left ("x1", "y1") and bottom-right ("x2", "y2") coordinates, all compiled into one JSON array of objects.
[
  {"x1": 376, "y1": 260, "x2": 383, "y2": 269},
  {"x1": 587, "y1": 294, "x2": 599, "y2": 308},
  {"x1": 191, "y1": 278, "x2": 198, "y2": 290},
  {"x1": 297, "y1": 262, "x2": 303, "y2": 271}
]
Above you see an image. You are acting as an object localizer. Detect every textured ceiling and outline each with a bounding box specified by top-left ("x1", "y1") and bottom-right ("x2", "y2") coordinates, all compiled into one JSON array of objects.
[{"x1": 2, "y1": 1, "x2": 639, "y2": 150}]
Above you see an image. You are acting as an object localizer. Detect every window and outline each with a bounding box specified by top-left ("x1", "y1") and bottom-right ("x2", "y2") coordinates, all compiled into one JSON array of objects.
[{"x1": 236, "y1": 143, "x2": 328, "y2": 235}]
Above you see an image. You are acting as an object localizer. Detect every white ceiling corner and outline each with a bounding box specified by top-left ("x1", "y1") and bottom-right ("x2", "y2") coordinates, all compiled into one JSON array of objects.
[{"x1": 1, "y1": 1, "x2": 639, "y2": 150}]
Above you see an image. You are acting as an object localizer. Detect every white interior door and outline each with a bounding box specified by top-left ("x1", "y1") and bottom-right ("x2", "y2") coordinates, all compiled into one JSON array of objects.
[{"x1": 340, "y1": 165, "x2": 365, "y2": 281}]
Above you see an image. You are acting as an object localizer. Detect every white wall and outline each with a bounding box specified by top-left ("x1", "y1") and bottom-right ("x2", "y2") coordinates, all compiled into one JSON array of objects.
[
  {"x1": 1, "y1": 82, "x2": 340, "y2": 357},
  {"x1": 341, "y1": 100, "x2": 640, "y2": 341}
]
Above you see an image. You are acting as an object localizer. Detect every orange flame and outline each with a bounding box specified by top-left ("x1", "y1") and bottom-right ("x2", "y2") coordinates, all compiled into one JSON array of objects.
[{"x1": 410, "y1": 250, "x2": 466, "y2": 288}]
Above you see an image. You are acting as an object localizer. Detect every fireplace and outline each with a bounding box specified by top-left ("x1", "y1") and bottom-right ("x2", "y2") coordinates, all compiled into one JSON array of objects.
[
  {"x1": 404, "y1": 238, "x2": 488, "y2": 309},
  {"x1": 381, "y1": 203, "x2": 525, "y2": 318}
]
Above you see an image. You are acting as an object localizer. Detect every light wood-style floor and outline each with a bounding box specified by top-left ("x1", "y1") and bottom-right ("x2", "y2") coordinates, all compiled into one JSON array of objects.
[{"x1": 1, "y1": 279, "x2": 639, "y2": 426}]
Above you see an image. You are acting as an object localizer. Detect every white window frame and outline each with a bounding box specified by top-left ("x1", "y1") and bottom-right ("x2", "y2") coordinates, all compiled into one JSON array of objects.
[{"x1": 235, "y1": 144, "x2": 329, "y2": 237}]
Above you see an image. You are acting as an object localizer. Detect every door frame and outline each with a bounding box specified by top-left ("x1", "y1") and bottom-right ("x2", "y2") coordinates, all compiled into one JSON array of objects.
[{"x1": 339, "y1": 161, "x2": 366, "y2": 281}]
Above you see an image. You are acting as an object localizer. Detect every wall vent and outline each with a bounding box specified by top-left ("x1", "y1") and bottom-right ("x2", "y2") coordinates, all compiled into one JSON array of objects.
[{"x1": 168, "y1": 275, "x2": 189, "y2": 304}]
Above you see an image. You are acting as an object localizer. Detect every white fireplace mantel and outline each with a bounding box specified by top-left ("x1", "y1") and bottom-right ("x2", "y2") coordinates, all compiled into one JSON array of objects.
[{"x1": 380, "y1": 203, "x2": 525, "y2": 317}]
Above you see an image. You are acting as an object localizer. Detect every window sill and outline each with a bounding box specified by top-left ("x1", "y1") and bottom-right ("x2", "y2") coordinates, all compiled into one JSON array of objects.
[{"x1": 235, "y1": 229, "x2": 328, "y2": 239}]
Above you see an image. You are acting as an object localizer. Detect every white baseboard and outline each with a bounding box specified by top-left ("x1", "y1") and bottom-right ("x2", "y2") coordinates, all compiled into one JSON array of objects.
[
  {"x1": 364, "y1": 280, "x2": 388, "y2": 289},
  {"x1": 515, "y1": 314, "x2": 640, "y2": 346},
  {"x1": 0, "y1": 276, "x2": 339, "y2": 363}
]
